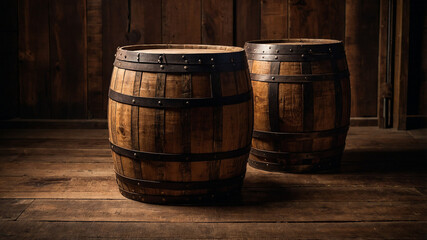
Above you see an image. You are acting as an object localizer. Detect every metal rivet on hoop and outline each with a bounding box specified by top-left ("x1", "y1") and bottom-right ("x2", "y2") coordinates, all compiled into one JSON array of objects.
[
  {"x1": 184, "y1": 66, "x2": 188, "y2": 70},
  {"x1": 132, "y1": 99, "x2": 136, "y2": 103},
  {"x1": 274, "y1": 56, "x2": 278, "y2": 59},
  {"x1": 158, "y1": 100, "x2": 162, "y2": 105},
  {"x1": 160, "y1": 65, "x2": 164, "y2": 69},
  {"x1": 271, "y1": 76, "x2": 275, "y2": 80}
]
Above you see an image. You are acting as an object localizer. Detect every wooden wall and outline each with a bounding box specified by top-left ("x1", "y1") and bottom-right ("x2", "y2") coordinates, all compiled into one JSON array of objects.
[{"x1": 3, "y1": 0, "x2": 386, "y2": 121}]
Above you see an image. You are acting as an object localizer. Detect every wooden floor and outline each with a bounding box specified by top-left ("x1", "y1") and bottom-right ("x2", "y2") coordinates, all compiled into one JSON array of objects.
[{"x1": 0, "y1": 127, "x2": 426, "y2": 239}]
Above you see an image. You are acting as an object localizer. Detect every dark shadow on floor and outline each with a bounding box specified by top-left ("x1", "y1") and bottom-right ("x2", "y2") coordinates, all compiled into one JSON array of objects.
[{"x1": 340, "y1": 149, "x2": 427, "y2": 173}]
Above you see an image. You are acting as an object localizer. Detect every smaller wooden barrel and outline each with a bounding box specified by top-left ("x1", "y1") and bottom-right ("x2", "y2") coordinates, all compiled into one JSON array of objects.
[
  {"x1": 108, "y1": 44, "x2": 253, "y2": 204},
  {"x1": 245, "y1": 39, "x2": 350, "y2": 173}
]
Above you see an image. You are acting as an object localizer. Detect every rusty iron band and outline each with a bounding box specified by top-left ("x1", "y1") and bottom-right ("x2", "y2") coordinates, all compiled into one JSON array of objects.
[
  {"x1": 114, "y1": 59, "x2": 245, "y2": 73},
  {"x1": 250, "y1": 146, "x2": 345, "y2": 160},
  {"x1": 108, "y1": 89, "x2": 252, "y2": 108},
  {"x1": 250, "y1": 72, "x2": 349, "y2": 83},
  {"x1": 244, "y1": 39, "x2": 344, "y2": 55},
  {"x1": 115, "y1": 171, "x2": 245, "y2": 190},
  {"x1": 110, "y1": 142, "x2": 250, "y2": 162},
  {"x1": 246, "y1": 53, "x2": 345, "y2": 62},
  {"x1": 118, "y1": 188, "x2": 241, "y2": 205},
  {"x1": 252, "y1": 125, "x2": 349, "y2": 141}
]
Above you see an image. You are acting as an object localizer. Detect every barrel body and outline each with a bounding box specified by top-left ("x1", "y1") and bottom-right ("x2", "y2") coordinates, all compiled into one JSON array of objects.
[
  {"x1": 108, "y1": 44, "x2": 253, "y2": 204},
  {"x1": 245, "y1": 39, "x2": 350, "y2": 173}
]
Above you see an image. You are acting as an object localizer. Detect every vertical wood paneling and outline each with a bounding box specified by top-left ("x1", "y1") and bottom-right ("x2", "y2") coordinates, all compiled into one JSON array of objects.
[
  {"x1": 130, "y1": 0, "x2": 162, "y2": 44},
  {"x1": 288, "y1": 0, "x2": 345, "y2": 40},
  {"x1": 377, "y1": 0, "x2": 390, "y2": 128},
  {"x1": 235, "y1": 0, "x2": 260, "y2": 47},
  {"x1": 393, "y1": 0, "x2": 410, "y2": 129},
  {"x1": 102, "y1": 0, "x2": 129, "y2": 120},
  {"x1": 12, "y1": 0, "x2": 401, "y2": 123},
  {"x1": 162, "y1": 0, "x2": 202, "y2": 44},
  {"x1": 202, "y1": 0, "x2": 233, "y2": 45},
  {"x1": 49, "y1": 0, "x2": 87, "y2": 118},
  {"x1": 260, "y1": 0, "x2": 288, "y2": 39},
  {"x1": 18, "y1": 0, "x2": 51, "y2": 118},
  {"x1": 0, "y1": 0, "x2": 18, "y2": 119},
  {"x1": 87, "y1": 0, "x2": 103, "y2": 118},
  {"x1": 345, "y1": 0, "x2": 379, "y2": 117}
]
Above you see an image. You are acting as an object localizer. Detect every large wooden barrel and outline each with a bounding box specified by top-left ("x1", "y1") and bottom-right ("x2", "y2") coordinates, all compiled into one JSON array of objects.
[
  {"x1": 108, "y1": 44, "x2": 253, "y2": 204},
  {"x1": 245, "y1": 39, "x2": 350, "y2": 173}
]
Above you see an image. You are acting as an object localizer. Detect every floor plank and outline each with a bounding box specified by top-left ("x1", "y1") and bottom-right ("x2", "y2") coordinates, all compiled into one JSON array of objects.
[
  {"x1": 0, "y1": 199, "x2": 33, "y2": 220},
  {"x1": 1, "y1": 221, "x2": 426, "y2": 239},
  {"x1": 17, "y1": 199, "x2": 427, "y2": 222}
]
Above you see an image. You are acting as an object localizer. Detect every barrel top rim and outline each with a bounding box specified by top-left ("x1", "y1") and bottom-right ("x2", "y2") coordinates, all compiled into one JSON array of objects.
[
  {"x1": 119, "y1": 44, "x2": 245, "y2": 54},
  {"x1": 245, "y1": 39, "x2": 342, "y2": 46}
]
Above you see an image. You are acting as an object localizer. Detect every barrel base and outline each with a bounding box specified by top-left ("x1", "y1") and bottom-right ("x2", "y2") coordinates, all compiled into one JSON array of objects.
[
  {"x1": 248, "y1": 154, "x2": 342, "y2": 173},
  {"x1": 118, "y1": 187, "x2": 242, "y2": 205}
]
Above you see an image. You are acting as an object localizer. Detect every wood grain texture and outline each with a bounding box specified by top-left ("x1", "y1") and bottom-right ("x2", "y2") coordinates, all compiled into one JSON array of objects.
[
  {"x1": 162, "y1": 0, "x2": 202, "y2": 43},
  {"x1": 0, "y1": 127, "x2": 426, "y2": 238},
  {"x1": 345, "y1": 0, "x2": 379, "y2": 117},
  {"x1": 393, "y1": 0, "x2": 410, "y2": 130},
  {"x1": 87, "y1": 0, "x2": 104, "y2": 118},
  {"x1": 13, "y1": 0, "x2": 384, "y2": 121},
  {"x1": 261, "y1": 0, "x2": 288, "y2": 39},
  {"x1": 1, "y1": 221, "x2": 426, "y2": 240},
  {"x1": 102, "y1": 0, "x2": 129, "y2": 121},
  {"x1": 288, "y1": 0, "x2": 345, "y2": 40},
  {"x1": 129, "y1": 0, "x2": 162, "y2": 44},
  {"x1": 236, "y1": 0, "x2": 260, "y2": 47},
  {"x1": 248, "y1": 41, "x2": 350, "y2": 172},
  {"x1": 49, "y1": 0, "x2": 87, "y2": 118},
  {"x1": 377, "y1": 0, "x2": 392, "y2": 128},
  {"x1": 202, "y1": 0, "x2": 233, "y2": 45},
  {"x1": 18, "y1": 0, "x2": 50, "y2": 118},
  {"x1": 108, "y1": 46, "x2": 252, "y2": 202}
]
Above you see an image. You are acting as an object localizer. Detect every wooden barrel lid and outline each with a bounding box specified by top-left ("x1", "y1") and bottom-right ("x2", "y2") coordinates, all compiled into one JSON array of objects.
[{"x1": 114, "y1": 44, "x2": 246, "y2": 72}]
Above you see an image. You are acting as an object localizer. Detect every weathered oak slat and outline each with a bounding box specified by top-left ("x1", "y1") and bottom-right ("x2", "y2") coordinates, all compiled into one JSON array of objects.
[
  {"x1": 162, "y1": 0, "x2": 201, "y2": 43},
  {"x1": 18, "y1": 0, "x2": 50, "y2": 118},
  {"x1": 202, "y1": 0, "x2": 233, "y2": 45},
  {"x1": 345, "y1": 0, "x2": 380, "y2": 118},
  {"x1": 49, "y1": 0, "x2": 87, "y2": 118},
  {"x1": 0, "y1": 199, "x2": 33, "y2": 220},
  {"x1": 17, "y1": 199, "x2": 427, "y2": 222},
  {"x1": 1, "y1": 221, "x2": 426, "y2": 240}
]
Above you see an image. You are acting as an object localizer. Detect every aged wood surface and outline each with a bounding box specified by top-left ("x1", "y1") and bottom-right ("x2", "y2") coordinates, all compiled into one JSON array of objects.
[
  {"x1": 18, "y1": 0, "x2": 50, "y2": 118},
  {"x1": 49, "y1": 0, "x2": 87, "y2": 118},
  {"x1": 12, "y1": 0, "x2": 395, "y2": 123},
  {"x1": 0, "y1": 127, "x2": 426, "y2": 238},
  {"x1": 345, "y1": 0, "x2": 380, "y2": 118}
]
